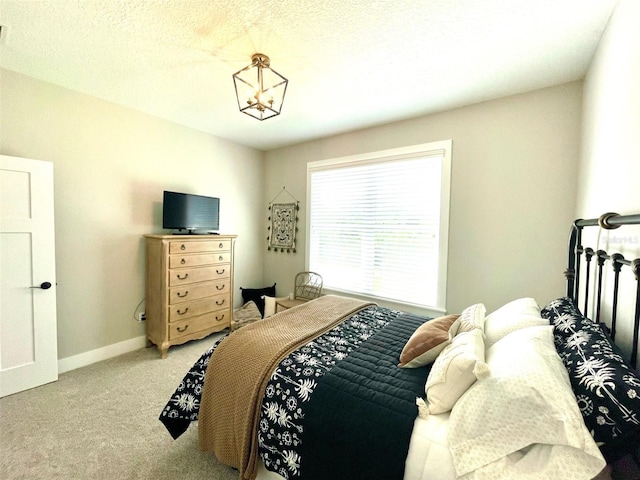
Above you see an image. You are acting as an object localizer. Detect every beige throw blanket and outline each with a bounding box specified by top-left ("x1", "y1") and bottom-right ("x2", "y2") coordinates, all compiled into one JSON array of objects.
[{"x1": 198, "y1": 295, "x2": 373, "y2": 480}]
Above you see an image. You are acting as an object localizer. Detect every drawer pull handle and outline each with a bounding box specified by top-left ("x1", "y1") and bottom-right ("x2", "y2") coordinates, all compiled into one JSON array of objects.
[
  {"x1": 177, "y1": 273, "x2": 189, "y2": 280},
  {"x1": 180, "y1": 244, "x2": 186, "y2": 250},
  {"x1": 177, "y1": 291, "x2": 189, "y2": 298},
  {"x1": 177, "y1": 307, "x2": 189, "y2": 315},
  {"x1": 216, "y1": 299, "x2": 225, "y2": 306},
  {"x1": 216, "y1": 315, "x2": 225, "y2": 321},
  {"x1": 177, "y1": 325, "x2": 189, "y2": 333},
  {"x1": 216, "y1": 284, "x2": 225, "y2": 290},
  {"x1": 180, "y1": 258, "x2": 186, "y2": 264},
  {"x1": 219, "y1": 243, "x2": 224, "y2": 248},
  {"x1": 216, "y1": 269, "x2": 225, "y2": 275}
]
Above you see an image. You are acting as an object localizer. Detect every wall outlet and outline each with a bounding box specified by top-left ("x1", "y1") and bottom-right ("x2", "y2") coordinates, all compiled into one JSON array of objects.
[{"x1": 137, "y1": 312, "x2": 146, "y2": 322}]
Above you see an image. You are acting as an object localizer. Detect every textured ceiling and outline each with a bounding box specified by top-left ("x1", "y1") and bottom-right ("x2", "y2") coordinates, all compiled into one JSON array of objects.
[{"x1": 0, "y1": 0, "x2": 619, "y2": 151}]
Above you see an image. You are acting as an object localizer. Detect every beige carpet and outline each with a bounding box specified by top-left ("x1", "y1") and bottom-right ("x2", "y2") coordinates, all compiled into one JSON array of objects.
[{"x1": 0, "y1": 334, "x2": 238, "y2": 480}]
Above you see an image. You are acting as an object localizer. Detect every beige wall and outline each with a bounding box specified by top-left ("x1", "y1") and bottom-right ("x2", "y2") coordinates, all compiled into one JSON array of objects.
[
  {"x1": 264, "y1": 82, "x2": 583, "y2": 315},
  {"x1": 0, "y1": 69, "x2": 265, "y2": 360},
  {"x1": 578, "y1": 0, "x2": 640, "y2": 361},
  {"x1": 579, "y1": 0, "x2": 640, "y2": 218}
]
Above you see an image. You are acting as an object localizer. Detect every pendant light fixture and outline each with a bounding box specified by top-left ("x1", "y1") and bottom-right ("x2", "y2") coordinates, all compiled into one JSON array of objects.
[{"x1": 232, "y1": 53, "x2": 288, "y2": 121}]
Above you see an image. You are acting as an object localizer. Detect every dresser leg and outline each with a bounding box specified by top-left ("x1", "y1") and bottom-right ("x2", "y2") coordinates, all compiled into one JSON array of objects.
[
  {"x1": 145, "y1": 338, "x2": 153, "y2": 348},
  {"x1": 159, "y1": 344, "x2": 169, "y2": 359}
]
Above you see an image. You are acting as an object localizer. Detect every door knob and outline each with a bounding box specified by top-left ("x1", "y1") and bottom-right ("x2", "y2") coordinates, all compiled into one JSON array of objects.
[{"x1": 31, "y1": 282, "x2": 52, "y2": 290}]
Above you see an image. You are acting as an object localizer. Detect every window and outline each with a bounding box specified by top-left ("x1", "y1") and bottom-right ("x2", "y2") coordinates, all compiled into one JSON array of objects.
[{"x1": 306, "y1": 140, "x2": 451, "y2": 312}]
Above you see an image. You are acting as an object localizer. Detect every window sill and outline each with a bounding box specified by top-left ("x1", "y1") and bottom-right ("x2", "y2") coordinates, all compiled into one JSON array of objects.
[{"x1": 321, "y1": 288, "x2": 446, "y2": 319}]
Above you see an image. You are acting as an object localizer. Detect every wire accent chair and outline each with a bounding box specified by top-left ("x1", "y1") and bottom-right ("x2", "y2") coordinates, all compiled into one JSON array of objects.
[{"x1": 294, "y1": 271, "x2": 323, "y2": 301}]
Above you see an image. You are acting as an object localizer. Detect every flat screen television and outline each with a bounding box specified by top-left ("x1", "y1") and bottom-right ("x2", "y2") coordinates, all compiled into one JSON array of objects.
[{"x1": 162, "y1": 191, "x2": 220, "y2": 234}]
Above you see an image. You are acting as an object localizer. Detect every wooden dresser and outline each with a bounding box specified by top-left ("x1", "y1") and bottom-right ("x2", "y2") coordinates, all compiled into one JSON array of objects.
[{"x1": 144, "y1": 234, "x2": 236, "y2": 358}]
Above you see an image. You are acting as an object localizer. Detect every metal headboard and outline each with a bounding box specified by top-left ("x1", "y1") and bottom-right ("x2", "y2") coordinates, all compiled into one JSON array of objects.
[{"x1": 565, "y1": 212, "x2": 640, "y2": 367}]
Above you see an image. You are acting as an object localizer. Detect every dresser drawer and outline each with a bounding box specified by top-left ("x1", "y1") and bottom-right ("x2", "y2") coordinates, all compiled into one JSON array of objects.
[
  {"x1": 169, "y1": 252, "x2": 230, "y2": 268},
  {"x1": 169, "y1": 279, "x2": 230, "y2": 305},
  {"x1": 169, "y1": 310, "x2": 230, "y2": 340},
  {"x1": 169, "y1": 240, "x2": 230, "y2": 255},
  {"x1": 168, "y1": 264, "x2": 231, "y2": 286},
  {"x1": 169, "y1": 293, "x2": 230, "y2": 321}
]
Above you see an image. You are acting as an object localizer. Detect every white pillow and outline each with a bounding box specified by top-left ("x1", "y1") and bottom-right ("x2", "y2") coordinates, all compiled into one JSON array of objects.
[
  {"x1": 422, "y1": 328, "x2": 488, "y2": 415},
  {"x1": 262, "y1": 295, "x2": 289, "y2": 318},
  {"x1": 456, "y1": 303, "x2": 486, "y2": 334},
  {"x1": 484, "y1": 298, "x2": 547, "y2": 346},
  {"x1": 447, "y1": 325, "x2": 606, "y2": 480}
]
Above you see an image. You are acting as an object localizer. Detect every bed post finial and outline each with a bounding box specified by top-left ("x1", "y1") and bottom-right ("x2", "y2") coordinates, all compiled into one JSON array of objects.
[{"x1": 598, "y1": 212, "x2": 621, "y2": 230}]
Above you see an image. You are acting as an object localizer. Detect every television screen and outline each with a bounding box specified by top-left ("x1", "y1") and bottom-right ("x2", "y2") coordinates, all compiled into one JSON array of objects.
[{"x1": 162, "y1": 191, "x2": 220, "y2": 233}]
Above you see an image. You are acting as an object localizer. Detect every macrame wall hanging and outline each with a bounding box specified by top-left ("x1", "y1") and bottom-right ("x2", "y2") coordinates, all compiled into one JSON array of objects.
[{"x1": 267, "y1": 187, "x2": 299, "y2": 253}]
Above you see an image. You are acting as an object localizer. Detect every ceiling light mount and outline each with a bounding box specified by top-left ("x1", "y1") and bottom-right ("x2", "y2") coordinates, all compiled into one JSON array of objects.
[
  {"x1": 251, "y1": 53, "x2": 270, "y2": 68},
  {"x1": 233, "y1": 53, "x2": 288, "y2": 121}
]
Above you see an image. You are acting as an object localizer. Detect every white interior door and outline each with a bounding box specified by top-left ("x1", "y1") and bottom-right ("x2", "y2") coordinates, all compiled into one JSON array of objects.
[{"x1": 0, "y1": 154, "x2": 58, "y2": 397}]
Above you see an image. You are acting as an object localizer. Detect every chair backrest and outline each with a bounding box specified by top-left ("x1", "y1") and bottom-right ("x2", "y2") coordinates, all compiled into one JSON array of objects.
[{"x1": 294, "y1": 271, "x2": 323, "y2": 301}]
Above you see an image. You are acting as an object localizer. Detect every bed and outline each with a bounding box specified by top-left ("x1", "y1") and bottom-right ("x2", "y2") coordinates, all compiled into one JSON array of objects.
[{"x1": 160, "y1": 212, "x2": 640, "y2": 480}]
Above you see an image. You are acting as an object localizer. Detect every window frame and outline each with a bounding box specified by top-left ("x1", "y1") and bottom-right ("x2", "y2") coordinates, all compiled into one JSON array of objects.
[{"x1": 305, "y1": 139, "x2": 452, "y2": 315}]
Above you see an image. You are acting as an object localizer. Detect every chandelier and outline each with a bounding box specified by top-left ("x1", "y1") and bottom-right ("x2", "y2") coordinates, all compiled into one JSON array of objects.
[{"x1": 232, "y1": 53, "x2": 288, "y2": 121}]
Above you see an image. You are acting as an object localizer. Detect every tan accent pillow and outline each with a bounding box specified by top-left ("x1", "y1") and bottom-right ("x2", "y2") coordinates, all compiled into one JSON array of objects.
[{"x1": 398, "y1": 314, "x2": 461, "y2": 368}]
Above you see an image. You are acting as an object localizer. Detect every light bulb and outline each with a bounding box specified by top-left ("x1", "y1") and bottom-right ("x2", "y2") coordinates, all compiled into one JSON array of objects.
[{"x1": 246, "y1": 88, "x2": 255, "y2": 105}]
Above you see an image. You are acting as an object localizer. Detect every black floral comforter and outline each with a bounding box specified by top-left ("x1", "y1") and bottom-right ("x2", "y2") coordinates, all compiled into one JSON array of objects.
[{"x1": 160, "y1": 305, "x2": 429, "y2": 479}]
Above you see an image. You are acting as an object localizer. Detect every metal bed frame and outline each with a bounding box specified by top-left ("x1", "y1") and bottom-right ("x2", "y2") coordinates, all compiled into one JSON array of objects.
[{"x1": 565, "y1": 212, "x2": 640, "y2": 367}]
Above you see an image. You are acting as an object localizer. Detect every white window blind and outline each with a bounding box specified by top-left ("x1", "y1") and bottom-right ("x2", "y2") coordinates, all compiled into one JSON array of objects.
[{"x1": 307, "y1": 141, "x2": 451, "y2": 310}]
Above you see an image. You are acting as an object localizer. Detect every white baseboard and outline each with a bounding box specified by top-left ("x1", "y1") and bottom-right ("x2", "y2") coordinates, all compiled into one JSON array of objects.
[{"x1": 57, "y1": 335, "x2": 147, "y2": 374}]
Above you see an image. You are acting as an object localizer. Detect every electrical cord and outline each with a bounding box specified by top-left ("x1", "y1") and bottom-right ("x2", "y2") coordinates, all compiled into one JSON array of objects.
[{"x1": 133, "y1": 297, "x2": 145, "y2": 321}]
